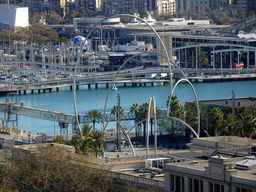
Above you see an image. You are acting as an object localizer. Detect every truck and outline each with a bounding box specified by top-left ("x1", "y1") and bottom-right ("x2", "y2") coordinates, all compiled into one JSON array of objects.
[{"x1": 145, "y1": 74, "x2": 157, "y2": 79}]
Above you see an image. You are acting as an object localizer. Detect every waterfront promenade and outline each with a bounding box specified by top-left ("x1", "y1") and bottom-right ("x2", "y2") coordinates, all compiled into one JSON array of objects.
[{"x1": 0, "y1": 68, "x2": 256, "y2": 95}]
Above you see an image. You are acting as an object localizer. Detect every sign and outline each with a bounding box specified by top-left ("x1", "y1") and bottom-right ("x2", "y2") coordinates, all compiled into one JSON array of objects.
[{"x1": 190, "y1": 132, "x2": 194, "y2": 143}]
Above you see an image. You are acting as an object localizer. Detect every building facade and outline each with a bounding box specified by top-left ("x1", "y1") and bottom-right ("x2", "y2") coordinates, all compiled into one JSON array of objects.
[
  {"x1": 0, "y1": 5, "x2": 29, "y2": 31},
  {"x1": 164, "y1": 156, "x2": 256, "y2": 192},
  {"x1": 156, "y1": 0, "x2": 176, "y2": 16}
]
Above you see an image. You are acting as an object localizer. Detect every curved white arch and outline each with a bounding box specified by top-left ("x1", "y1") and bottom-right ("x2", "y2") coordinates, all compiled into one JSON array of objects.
[
  {"x1": 167, "y1": 78, "x2": 200, "y2": 136},
  {"x1": 102, "y1": 51, "x2": 186, "y2": 138},
  {"x1": 73, "y1": 14, "x2": 184, "y2": 135},
  {"x1": 104, "y1": 119, "x2": 136, "y2": 156},
  {"x1": 146, "y1": 97, "x2": 158, "y2": 156}
]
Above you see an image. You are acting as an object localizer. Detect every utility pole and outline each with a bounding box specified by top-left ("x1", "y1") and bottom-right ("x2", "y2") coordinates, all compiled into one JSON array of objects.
[
  {"x1": 117, "y1": 93, "x2": 121, "y2": 152},
  {"x1": 232, "y1": 89, "x2": 235, "y2": 116}
]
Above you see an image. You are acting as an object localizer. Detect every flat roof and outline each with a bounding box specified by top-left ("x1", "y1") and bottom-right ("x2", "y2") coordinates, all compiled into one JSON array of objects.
[
  {"x1": 0, "y1": 4, "x2": 22, "y2": 9},
  {"x1": 187, "y1": 97, "x2": 256, "y2": 108}
]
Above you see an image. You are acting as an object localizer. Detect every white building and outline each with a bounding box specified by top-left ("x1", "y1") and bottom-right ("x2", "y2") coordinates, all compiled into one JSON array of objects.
[
  {"x1": 0, "y1": 5, "x2": 29, "y2": 31},
  {"x1": 165, "y1": 136, "x2": 256, "y2": 192},
  {"x1": 156, "y1": 0, "x2": 176, "y2": 16},
  {"x1": 73, "y1": 17, "x2": 125, "y2": 34}
]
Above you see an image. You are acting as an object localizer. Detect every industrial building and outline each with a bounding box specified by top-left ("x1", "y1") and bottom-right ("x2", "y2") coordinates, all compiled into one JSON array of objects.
[{"x1": 0, "y1": 5, "x2": 28, "y2": 31}]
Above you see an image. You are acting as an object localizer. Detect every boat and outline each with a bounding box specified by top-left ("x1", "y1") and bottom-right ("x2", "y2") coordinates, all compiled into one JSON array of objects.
[
  {"x1": 115, "y1": 36, "x2": 154, "y2": 52},
  {"x1": 112, "y1": 84, "x2": 117, "y2": 91},
  {"x1": 126, "y1": 12, "x2": 158, "y2": 26}
]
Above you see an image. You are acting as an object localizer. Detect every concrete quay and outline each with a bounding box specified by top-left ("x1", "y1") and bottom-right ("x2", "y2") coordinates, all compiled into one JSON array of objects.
[{"x1": 0, "y1": 78, "x2": 169, "y2": 95}]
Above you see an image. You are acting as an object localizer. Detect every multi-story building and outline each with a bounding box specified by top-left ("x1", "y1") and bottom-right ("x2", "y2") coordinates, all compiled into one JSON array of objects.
[
  {"x1": 77, "y1": 0, "x2": 105, "y2": 15},
  {"x1": 105, "y1": 0, "x2": 146, "y2": 16},
  {"x1": 156, "y1": 0, "x2": 176, "y2": 16},
  {"x1": 165, "y1": 136, "x2": 256, "y2": 192},
  {"x1": 237, "y1": 0, "x2": 247, "y2": 11},
  {"x1": 176, "y1": 0, "x2": 188, "y2": 14},
  {"x1": 190, "y1": 0, "x2": 210, "y2": 13},
  {"x1": 165, "y1": 155, "x2": 256, "y2": 192},
  {"x1": 209, "y1": 0, "x2": 231, "y2": 10},
  {"x1": 146, "y1": 0, "x2": 157, "y2": 12}
]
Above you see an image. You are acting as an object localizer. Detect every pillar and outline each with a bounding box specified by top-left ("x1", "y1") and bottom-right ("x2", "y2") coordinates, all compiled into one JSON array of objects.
[
  {"x1": 31, "y1": 90, "x2": 34, "y2": 94},
  {"x1": 70, "y1": 85, "x2": 72, "y2": 90},
  {"x1": 221, "y1": 52, "x2": 223, "y2": 76},
  {"x1": 213, "y1": 47, "x2": 215, "y2": 69},
  {"x1": 95, "y1": 84, "x2": 98, "y2": 89},
  {"x1": 230, "y1": 46, "x2": 232, "y2": 69},
  {"x1": 24, "y1": 90, "x2": 26, "y2": 94},
  {"x1": 88, "y1": 84, "x2": 91, "y2": 89},
  {"x1": 247, "y1": 51, "x2": 249, "y2": 69},
  {"x1": 196, "y1": 47, "x2": 198, "y2": 70},
  {"x1": 184, "y1": 176, "x2": 190, "y2": 192},
  {"x1": 38, "y1": 89, "x2": 40, "y2": 93},
  {"x1": 76, "y1": 85, "x2": 79, "y2": 90}
]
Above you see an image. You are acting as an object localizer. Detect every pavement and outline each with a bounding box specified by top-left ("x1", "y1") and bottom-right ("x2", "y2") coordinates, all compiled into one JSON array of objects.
[{"x1": 104, "y1": 144, "x2": 176, "y2": 158}]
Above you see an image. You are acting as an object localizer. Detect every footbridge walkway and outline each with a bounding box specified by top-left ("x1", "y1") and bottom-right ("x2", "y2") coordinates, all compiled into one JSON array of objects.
[{"x1": 0, "y1": 101, "x2": 166, "y2": 132}]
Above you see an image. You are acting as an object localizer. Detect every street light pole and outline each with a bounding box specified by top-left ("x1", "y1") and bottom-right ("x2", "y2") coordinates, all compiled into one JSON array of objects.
[{"x1": 232, "y1": 89, "x2": 235, "y2": 116}]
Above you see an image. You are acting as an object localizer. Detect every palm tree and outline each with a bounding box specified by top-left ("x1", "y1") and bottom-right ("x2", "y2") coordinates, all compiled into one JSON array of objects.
[
  {"x1": 209, "y1": 108, "x2": 224, "y2": 136},
  {"x1": 222, "y1": 113, "x2": 240, "y2": 136},
  {"x1": 86, "y1": 110, "x2": 102, "y2": 131},
  {"x1": 71, "y1": 124, "x2": 101, "y2": 156},
  {"x1": 111, "y1": 105, "x2": 125, "y2": 149},
  {"x1": 184, "y1": 102, "x2": 197, "y2": 138},
  {"x1": 111, "y1": 105, "x2": 125, "y2": 117},
  {"x1": 167, "y1": 95, "x2": 184, "y2": 134},
  {"x1": 53, "y1": 135, "x2": 66, "y2": 144},
  {"x1": 138, "y1": 102, "x2": 149, "y2": 143},
  {"x1": 91, "y1": 130, "x2": 107, "y2": 152},
  {"x1": 130, "y1": 103, "x2": 140, "y2": 138},
  {"x1": 239, "y1": 106, "x2": 256, "y2": 138}
]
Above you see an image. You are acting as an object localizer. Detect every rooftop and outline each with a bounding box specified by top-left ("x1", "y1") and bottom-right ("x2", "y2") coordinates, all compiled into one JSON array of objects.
[{"x1": 187, "y1": 97, "x2": 256, "y2": 108}]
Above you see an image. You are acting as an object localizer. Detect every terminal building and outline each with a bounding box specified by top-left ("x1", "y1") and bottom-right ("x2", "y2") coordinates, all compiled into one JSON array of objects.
[
  {"x1": 164, "y1": 136, "x2": 256, "y2": 192},
  {"x1": 0, "y1": 5, "x2": 28, "y2": 31}
]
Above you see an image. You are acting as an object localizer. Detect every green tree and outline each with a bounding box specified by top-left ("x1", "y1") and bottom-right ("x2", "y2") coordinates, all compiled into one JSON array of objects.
[
  {"x1": 53, "y1": 135, "x2": 66, "y2": 144},
  {"x1": 2, "y1": 145, "x2": 113, "y2": 191},
  {"x1": 239, "y1": 106, "x2": 256, "y2": 138},
  {"x1": 71, "y1": 124, "x2": 101, "y2": 156},
  {"x1": 209, "y1": 108, "x2": 224, "y2": 136},
  {"x1": 111, "y1": 105, "x2": 125, "y2": 117},
  {"x1": 222, "y1": 113, "x2": 240, "y2": 136},
  {"x1": 91, "y1": 130, "x2": 107, "y2": 152},
  {"x1": 86, "y1": 110, "x2": 102, "y2": 131},
  {"x1": 29, "y1": 23, "x2": 59, "y2": 44},
  {"x1": 184, "y1": 102, "x2": 197, "y2": 136},
  {"x1": 130, "y1": 102, "x2": 140, "y2": 138},
  {"x1": 47, "y1": 11, "x2": 63, "y2": 24},
  {"x1": 138, "y1": 102, "x2": 149, "y2": 142},
  {"x1": 166, "y1": 95, "x2": 184, "y2": 134}
]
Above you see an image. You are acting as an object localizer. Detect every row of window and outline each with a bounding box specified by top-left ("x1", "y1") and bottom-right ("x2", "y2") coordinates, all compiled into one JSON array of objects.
[{"x1": 169, "y1": 174, "x2": 255, "y2": 192}]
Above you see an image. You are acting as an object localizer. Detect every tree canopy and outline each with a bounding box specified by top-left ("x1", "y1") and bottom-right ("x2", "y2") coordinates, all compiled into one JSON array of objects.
[{"x1": 0, "y1": 145, "x2": 112, "y2": 191}]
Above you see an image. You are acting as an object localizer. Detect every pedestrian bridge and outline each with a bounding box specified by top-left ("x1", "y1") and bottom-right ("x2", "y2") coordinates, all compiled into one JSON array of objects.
[{"x1": 0, "y1": 102, "x2": 166, "y2": 130}]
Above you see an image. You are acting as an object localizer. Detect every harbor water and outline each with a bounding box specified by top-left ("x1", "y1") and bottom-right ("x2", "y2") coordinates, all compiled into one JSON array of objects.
[{"x1": 0, "y1": 80, "x2": 256, "y2": 136}]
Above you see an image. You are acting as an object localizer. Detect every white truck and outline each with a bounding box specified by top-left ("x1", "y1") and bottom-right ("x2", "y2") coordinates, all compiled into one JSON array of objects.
[{"x1": 145, "y1": 74, "x2": 157, "y2": 79}]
